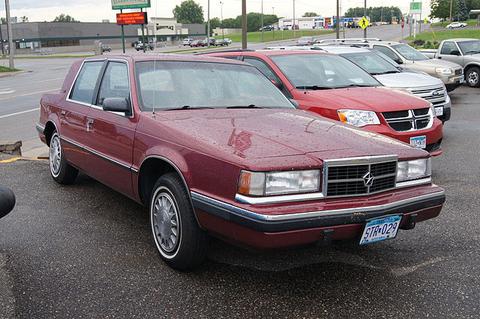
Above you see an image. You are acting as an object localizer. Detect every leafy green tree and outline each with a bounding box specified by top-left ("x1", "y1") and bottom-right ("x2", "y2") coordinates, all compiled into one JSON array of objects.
[
  {"x1": 221, "y1": 18, "x2": 239, "y2": 28},
  {"x1": 303, "y1": 12, "x2": 318, "y2": 17},
  {"x1": 52, "y1": 14, "x2": 78, "y2": 22},
  {"x1": 173, "y1": 0, "x2": 204, "y2": 24},
  {"x1": 430, "y1": 0, "x2": 456, "y2": 20},
  {"x1": 345, "y1": 6, "x2": 402, "y2": 22},
  {"x1": 458, "y1": 0, "x2": 470, "y2": 20}
]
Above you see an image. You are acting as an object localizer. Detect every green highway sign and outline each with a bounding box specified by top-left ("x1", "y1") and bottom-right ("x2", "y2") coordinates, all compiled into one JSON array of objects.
[
  {"x1": 112, "y1": 0, "x2": 151, "y2": 10},
  {"x1": 410, "y1": 1, "x2": 422, "y2": 14}
]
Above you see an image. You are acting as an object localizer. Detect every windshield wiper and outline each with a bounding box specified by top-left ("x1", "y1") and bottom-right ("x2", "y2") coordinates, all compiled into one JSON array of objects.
[
  {"x1": 163, "y1": 105, "x2": 214, "y2": 111},
  {"x1": 295, "y1": 85, "x2": 331, "y2": 90},
  {"x1": 464, "y1": 50, "x2": 480, "y2": 55},
  {"x1": 377, "y1": 70, "x2": 399, "y2": 75},
  {"x1": 226, "y1": 104, "x2": 263, "y2": 109},
  {"x1": 333, "y1": 84, "x2": 374, "y2": 88}
]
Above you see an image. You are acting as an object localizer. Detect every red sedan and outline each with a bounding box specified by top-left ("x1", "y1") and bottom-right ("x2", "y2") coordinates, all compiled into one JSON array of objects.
[
  {"x1": 207, "y1": 50, "x2": 444, "y2": 155},
  {"x1": 37, "y1": 55, "x2": 445, "y2": 270}
]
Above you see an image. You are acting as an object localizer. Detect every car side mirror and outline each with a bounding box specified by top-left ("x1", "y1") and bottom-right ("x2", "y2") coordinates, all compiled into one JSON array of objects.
[
  {"x1": 0, "y1": 186, "x2": 15, "y2": 219},
  {"x1": 102, "y1": 97, "x2": 131, "y2": 115},
  {"x1": 394, "y1": 58, "x2": 403, "y2": 64},
  {"x1": 450, "y1": 50, "x2": 461, "y2": 56}
]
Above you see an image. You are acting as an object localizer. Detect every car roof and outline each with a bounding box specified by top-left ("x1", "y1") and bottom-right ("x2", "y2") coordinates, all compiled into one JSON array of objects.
[
  {"x1": 448, "y1": 38, "x2": 479, "y2": 42},
  {"x1": 237, "y1": 49, "x2": 333, "y2": 57},
  {"x1": 315, "y1": 45, "x2": 371, "y2": 54},
  {"x1": 84, "y1": 54, "x2": 248, "y2": 65}
]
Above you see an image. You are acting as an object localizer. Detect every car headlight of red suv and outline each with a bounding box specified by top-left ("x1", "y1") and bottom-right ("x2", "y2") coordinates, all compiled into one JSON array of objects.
[
  {"x1": 238, "y1": 170, "x2": 321, "y2": 196},
  {"x1": 337, "y1": 109, "x2": 380, "y2": 127}
]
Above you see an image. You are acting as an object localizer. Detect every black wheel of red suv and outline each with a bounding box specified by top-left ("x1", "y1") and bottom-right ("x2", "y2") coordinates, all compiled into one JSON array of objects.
[
  {"x1": 150, "y1": 173, "x2": 208, "y2": 270},
  {"x1": 49, "y1": 132, "x2": 78, "y2": 185},
  {"x1": 466, "y1": 66, "x2": 480, "y2": 87}
]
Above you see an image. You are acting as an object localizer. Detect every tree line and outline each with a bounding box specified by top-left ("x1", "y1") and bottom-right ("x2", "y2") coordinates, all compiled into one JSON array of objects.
[
  {"x1": 430, "y1": 0, "x2": 480, "y2": 20},
  {"x1": 344, "y1": 6, "x2": 403, "y2": 22}
]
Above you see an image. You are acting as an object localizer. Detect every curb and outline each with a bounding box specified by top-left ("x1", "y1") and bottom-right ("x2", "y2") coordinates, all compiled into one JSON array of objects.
[{"x1": 0, "y1": 71, "x2": 26, "y2": 78}]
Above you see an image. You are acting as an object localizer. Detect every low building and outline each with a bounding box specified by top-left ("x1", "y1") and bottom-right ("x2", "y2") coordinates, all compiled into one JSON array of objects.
[
  {"x1": 212, "y1": 27, "x2": 242, "y2": 36},
  {"x1": 278, "y1": 16, "x2": 327, "y2": 30},
  {"x1": 140, "y1": 17, "x2": 205, "y2": 42}
]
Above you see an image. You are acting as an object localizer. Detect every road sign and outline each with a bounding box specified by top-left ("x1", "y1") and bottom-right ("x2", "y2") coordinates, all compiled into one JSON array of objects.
[
  {"x1": 410, "y1": 2, "x2": 422, "y2": 14},
  {"x1": 359, "y1": 16, "x2": 370, "y2": 30},
  {"x1": 424, "y1": 17, "x2": 429, "y2": 24},
  {"x1": 112, "y1": 0, "x2": 150, "y2": 10},
  {"x1": 116, "y1": 12, "x2": 148, "y2": 25}
]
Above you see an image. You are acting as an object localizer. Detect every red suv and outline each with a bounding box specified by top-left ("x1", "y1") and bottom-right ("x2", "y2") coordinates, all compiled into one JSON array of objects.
[{"x1": 207, "y1": 50, "x2": 444, "y2": 155}]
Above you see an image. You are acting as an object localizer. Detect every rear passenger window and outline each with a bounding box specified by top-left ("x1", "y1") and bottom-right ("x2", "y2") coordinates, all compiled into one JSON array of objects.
[
  {"x1": 97, "y1": 62, "x2": 130, "y2": 105},
  {"x1": 70, "y1": 61, "x2": 104, "y2": 104}
]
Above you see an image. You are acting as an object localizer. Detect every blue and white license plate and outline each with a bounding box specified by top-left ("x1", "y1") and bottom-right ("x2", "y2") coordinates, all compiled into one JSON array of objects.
[
  {"x1": 435, "y1": 107, "x2": 444, "y2": 116},
  {"x1": 359, "y1": 215, "x2": 402, "y2": 245},
  {"x1": 410, "y1": 135, "x2": 427, "y2": 149}
]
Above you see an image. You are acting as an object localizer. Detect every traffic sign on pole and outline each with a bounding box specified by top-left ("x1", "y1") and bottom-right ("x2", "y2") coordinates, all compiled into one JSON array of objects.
[{"x1": 359, "y1": 16, "x2": 370, "y2": 30}]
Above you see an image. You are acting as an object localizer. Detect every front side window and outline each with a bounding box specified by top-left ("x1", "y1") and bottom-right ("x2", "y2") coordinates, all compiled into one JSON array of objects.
[
  {"x1": 70, "y1": 61, "x2": 104, "y2": 104},
  {"x1": 243, "y1": 57, "x2": 281, "y2": 83},
  {"x1": 392, "y1": 44, "x2": 428, "y2": 61},
  {"x1": 440, "y1": 41, "x2": 459, "y2": 55},
  {"x1": 97, "y1": 62, "x2": 130, "y2": 105},
  {"x1": 373, "y1": 45, "x2": 401, "y2": 62},
  {"x1": 342, "y1": 52, "x2": 399, "y2": 75},
  {"x1": 270, "y1": 54, "x2": 380, "y2": 89},
  {"x1": 457, "y1": 40, "x2": 480, "y2": 55},
  {"x1": 135, "y1": 61, "x2": 294, "y2": 111}
]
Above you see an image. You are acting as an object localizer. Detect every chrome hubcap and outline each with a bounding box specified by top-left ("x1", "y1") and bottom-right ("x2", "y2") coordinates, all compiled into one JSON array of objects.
[
  {"x1": 152, "y1": 192, "x2": 179, "y2": 253},
  {"x1": 49, "y1": 135, "x2": 61, "y2": 176},
  {"x1": 468, "y1": 71, "x2": 479, "y2": 85}
]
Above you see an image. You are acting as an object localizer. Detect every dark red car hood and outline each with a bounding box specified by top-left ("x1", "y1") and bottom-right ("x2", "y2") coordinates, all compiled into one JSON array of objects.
[
  {"x1": 146, "y1": 108, "x2": 425, "y2": 164},
  {"x1": 296, "y1": 87, "x2": 429, "y2": 112}
]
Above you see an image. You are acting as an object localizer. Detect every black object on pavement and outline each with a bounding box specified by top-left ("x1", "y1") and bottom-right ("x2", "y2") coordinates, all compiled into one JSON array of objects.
[{"x1": 0, "y1": 186, "x2": 15, "y2": 219}]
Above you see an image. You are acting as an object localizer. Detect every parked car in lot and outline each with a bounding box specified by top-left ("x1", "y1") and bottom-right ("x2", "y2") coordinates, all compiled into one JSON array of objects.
[
  {"x1": 319, "y1": 39, "x2": 464, "y2": 92},
  {"x1": 446, "y1": 22, "x2": 467, "y2": 29},
  {"x1": 316, "y1": 46, "x2": 452, "y2": 122},
  {"x1": 208, "y1": 50, "x2": 444, "y2": 155},
  {"x1": 421, "y1": 39, "x2": 480, "y2": 87},
  {"x1": 101, "y1": 44, "x2": 112, "y2": 53},
  {"x1": 215, "y1": 38, "x2": 231, "y2": 46},
  {"x1": 182, "y1": 38, "x2": 193, "y2": 46},
  {"x1": 134, "y1": 41, "x2": 154, "y2": 51},
  {"x1": 297, "y1": 36, "x2": 316, "y2": 46},
  {"x1": 37, "y1": 55, "x2": 445, "y2": 270},
  {"x1": 190, "y1": 39, "x2": 206, "y2": 47},
  {"x1": 0, "y1": 186, "x2": 15, "y2": 219}
]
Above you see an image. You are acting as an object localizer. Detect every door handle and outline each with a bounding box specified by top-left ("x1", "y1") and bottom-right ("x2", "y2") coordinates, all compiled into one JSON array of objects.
[
  {"x1": 86, "y1": 118, "x2": 94, "y2": 132},
  {"x1": 60, "y1": 110, "x2": 66, "y2": 116}
]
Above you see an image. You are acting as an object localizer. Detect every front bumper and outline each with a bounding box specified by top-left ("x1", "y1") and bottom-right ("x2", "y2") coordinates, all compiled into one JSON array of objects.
[
  {"x1": 192, "y1": 186, "x2": 445, "y2": 249},
  {"x1": 444, "y1": 74, "x2": 465, "y2": 91}
]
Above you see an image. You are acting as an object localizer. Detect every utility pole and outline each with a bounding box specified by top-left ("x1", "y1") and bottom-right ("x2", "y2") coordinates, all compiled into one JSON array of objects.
[
  {"x1": 5, "y1": 0, "x2": 14, "y2": 68},
  {"x1": 272, "y1": 7, "x2": 275, "y2": 40},
  {"x1": 242, "y1": 0, "x2": 247, "y2": 49},
  {"x1": 0, "y1": 24, "x2": 4, "y2": 56},
  {"x1": 292, "y1": 0, "x2": 296, "y2": 38},
  {"x1": 261, "y1": 0, "x2": 264, "y2": 42},
  {"x1": 363, "y1": 0, "x2": 367, "y2": 38},
  {"x1": 336, "y1": 0, "x2": 340, "y2": 39},
  {"x1": 449, "y1": 0, "x2": 453, "y2": 21},
  {"x1": 220, "y1": 1, "x2": 224, "y2": 40},
  {"x1": 207, "y1": 0, "x2": 211, "y2": 47}
]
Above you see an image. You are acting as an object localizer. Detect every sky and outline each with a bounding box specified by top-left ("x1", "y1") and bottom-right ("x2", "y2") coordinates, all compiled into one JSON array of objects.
[{"x1": 0, "y1": 0, "x2": 431, "y2": 23}]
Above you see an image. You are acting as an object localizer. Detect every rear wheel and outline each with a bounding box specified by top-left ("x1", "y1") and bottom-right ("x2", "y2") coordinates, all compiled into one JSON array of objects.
[
  {"x1": 150, "y1": 173, "x2": 208, "y2": 270},
  {"x1": 49, "y1": 132, "x2": 78, "y2": 185},
  {"x1": 466, "y1": 66, "x2": 480, "y2": 87}
]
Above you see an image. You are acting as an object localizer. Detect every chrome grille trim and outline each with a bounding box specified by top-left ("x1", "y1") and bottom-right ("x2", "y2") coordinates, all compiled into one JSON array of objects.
[
  {"x1": 382, "y1": 107, "x2": 434, "y2": 132},
  {"x1": 323, "y1": 155, "x2": 398, "y2": 198},
  {"x1": 410, "y1": 86, "x2": 447, "y2": 107}
]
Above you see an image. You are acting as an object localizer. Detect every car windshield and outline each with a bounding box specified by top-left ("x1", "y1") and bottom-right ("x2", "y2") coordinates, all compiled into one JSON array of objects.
[
  {"x1": 271, "y1": 53, "x2": 380, "y2": 89},
  {"x1": 341, "y1": 52, "x2": 399, "y2": 75},
  {"x1": 458, "y1": 40, "x2": 480, "y2": 55},
  {"x1": 135, "y1": 61, "x2": 294, "y2": 111},
  {"x1": 392, "y1": 44, "x2": 429, "y2": 61}
]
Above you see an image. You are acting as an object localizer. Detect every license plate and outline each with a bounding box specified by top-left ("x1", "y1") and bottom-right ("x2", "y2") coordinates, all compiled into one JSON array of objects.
[
  {"x1": 435, "y1": 107, "x2": 444, "y2": 116},
  {"x1": 360, "y1": 215, "x2": 402, "y2": 245},
  {"x1": 410, "y1": 135, "x2": 427, "y2": 149}
]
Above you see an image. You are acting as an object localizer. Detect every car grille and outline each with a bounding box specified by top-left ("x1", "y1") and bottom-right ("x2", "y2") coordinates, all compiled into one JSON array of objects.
[
  {"x1": 325, "y1": 158, "x2": 397, "y2": 197},
  {"x1": 410, "y1": 86, "x2": 447, "y2": 106},
  {"x1": 382, "y1": 108, "x2": 433, "y2": 132}
]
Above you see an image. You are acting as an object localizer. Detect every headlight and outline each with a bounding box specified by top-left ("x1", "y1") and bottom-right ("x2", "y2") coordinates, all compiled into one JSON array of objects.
[
  {"x1": 397, "y1": 158, "x2": 431, "y2": 182},
  {"x1": 337, "y1": 109, "x2": 380, "y2": 127},
  {"x1": 435, "y1": 68, "x2": 453, "y2": 75},
  {"x1": 238, "y1": 170, "x2": 321, "y2": 196}
]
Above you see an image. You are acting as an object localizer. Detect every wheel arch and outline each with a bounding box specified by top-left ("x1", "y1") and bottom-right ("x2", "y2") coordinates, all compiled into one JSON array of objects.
[
  {"x1": 464, "y1": 62, "x2": 480, "y2": 72},
  {"x1": 44, "y1": 120, "x2": 59, "y2": 146}
]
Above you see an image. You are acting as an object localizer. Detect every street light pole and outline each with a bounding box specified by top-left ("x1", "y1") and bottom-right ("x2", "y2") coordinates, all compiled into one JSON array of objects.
[
  {"x1": 292, "y1": 0, "x2": 296, "y2": 38},
  {"x1": 207, "y1": 0, "x2": 211, "y2": 47},
  {"x1": 449, "y1": 0, "x2": 453, "y2": 21},
  {"x1": 336, "y1": 0, "x2": 340, "y2": 39},
  {"x1": 242, "y1": 0, "x2": 247, "y2": 49},
  {"x1": 363, "y1": 0, "x2": 367, "y2": 38},
  {"x1": 220, "y1": 1, "x2": 224, "y2": 40},
  {"x1": 261, "y1": 0, "x2": 264, "y2": 42},
  {"x1": 5, "y1": 0, "x2": 14, "y2": 68},
  {"x1": 272, "y1": 7, "x2": 275, "y2": 40}
]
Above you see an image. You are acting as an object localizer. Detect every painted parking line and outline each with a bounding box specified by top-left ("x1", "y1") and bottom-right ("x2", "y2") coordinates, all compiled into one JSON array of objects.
[
  {"x1": 0, "y1": 88, "x2": 58, "y2": 101},
  {"x1": 0, "y1": 89, "x2": 15, "y2": 95},
  {"x1": 0, "y1": 108, "x2": 39, "y2": 119}
]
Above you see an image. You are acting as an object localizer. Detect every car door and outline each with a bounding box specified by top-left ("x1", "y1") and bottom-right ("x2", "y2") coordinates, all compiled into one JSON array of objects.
[
  {"x1": 62, "y1": 60, "x2": 106, "y2": 172},
  {"x1": 438, "y1": 41, "x2": 464, "y2": 66},
  {"x1": 84, "y1": 60, "x2": 137, "y2": 197}
]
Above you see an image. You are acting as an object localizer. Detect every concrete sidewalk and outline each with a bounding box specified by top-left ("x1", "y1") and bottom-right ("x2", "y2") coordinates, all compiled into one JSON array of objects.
[{"x1": 0, "y1": 253, "x2": 15, "y2": 319}]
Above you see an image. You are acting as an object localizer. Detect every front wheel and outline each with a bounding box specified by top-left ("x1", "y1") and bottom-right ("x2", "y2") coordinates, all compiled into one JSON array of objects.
[
  {"x1": 150, "y1": 173, "x2": 208, "y2": 270},
  {"x1": 466, "y1": 66, "x2": 480, "y2": 87},
  {"x1": 49, "y1": 132, "x2": 78, "y2": 184}
]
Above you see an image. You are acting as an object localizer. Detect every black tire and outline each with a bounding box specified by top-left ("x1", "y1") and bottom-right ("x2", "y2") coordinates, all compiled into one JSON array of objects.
[
  {"x1": 49, "y1": 132, "x2": 78, "y2": 185},
  {"x1": 150, "y1": 173, "x2": 208, "y2": 270},
  {"x1": 466, "y1": 66, "x2": 480, "y2": 88}
]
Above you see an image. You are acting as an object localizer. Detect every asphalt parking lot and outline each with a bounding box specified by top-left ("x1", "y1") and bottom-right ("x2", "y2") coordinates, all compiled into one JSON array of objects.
[{"x1": 0, "y1": 85, "x2": 478, "y2": 318}]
